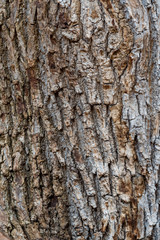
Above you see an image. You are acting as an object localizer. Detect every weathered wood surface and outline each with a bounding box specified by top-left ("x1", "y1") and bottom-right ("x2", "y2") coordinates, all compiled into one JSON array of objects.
[{"x1": 0, "y1": 0, "x2": 160, "y2": 239}]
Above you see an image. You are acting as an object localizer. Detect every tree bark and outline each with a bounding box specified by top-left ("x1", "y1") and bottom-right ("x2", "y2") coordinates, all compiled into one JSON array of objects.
[{"x1": 0, "y1": 0, "x2": 160, "y2": 239}]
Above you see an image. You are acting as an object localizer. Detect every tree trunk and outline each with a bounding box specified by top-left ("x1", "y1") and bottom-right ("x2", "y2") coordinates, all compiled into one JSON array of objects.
[{"x1": 0, "y1": 0, "x2": 160, "y2": 239}]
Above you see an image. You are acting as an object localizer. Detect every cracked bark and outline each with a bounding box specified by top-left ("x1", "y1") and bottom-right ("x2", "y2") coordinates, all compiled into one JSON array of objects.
[{"x1": 0, "y1": 0, "x2": 160, "y2": 239}]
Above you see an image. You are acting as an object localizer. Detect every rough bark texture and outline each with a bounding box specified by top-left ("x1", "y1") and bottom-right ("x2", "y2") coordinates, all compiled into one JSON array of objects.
[{"x1": 0, "y1": 0, "x2": 160, "y2": 239}]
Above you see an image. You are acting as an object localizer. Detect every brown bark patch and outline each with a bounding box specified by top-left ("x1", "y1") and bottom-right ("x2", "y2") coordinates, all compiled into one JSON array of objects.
[
  {"x1": 133, "y1": 175, "x2": 145, "y2": 198},
  {"x1": 11, "y1": 65, "x2": 15, "y2": 72},
  {"x1": 50, "y1": 34, "x2": 57, "y2": 45},
  {"x1": 16, "y1": 97, "x2": 25, "y2": 114},
  {"x1": 47, "y1": 52, "x2": 56, "y2": 72},
  {"x1": 0, "y1": 232, "x2": 10, "y2": 240},
  {"x1": 59, "y1": 12, "x2": 69, "y2": 29},
  {"x1": 49, "y1": 195, "x2": 58, "y2": 208},
  {"x1": 91, "y1": 10, "x2": 99, "y2": 19},
  {"x1": 27, "y1": 67, "x2": 38, "y2": 89},
  {"x1": 103, "y1": 84, "x2": 112, "y2": 90},
  {"x1": 73, "y1": 148, "x2": 84, "y2": 164}
]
